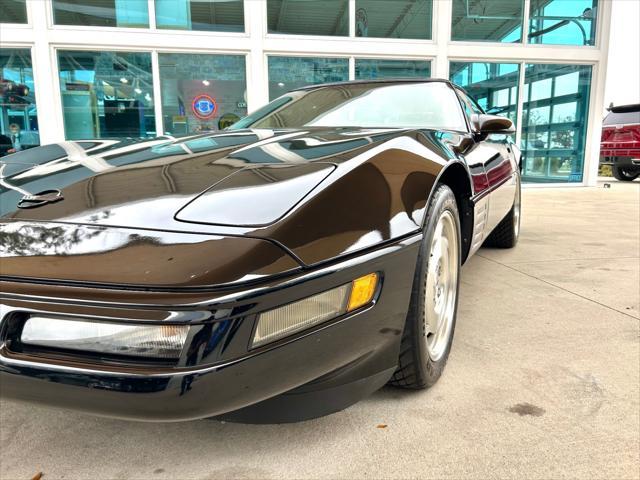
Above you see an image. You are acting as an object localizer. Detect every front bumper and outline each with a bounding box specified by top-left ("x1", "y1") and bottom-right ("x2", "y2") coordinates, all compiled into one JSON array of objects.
[
  {"x1": 0, "y1": 235, "x2": 420, "y2": 421},
  {"x1": 599, "y1": 153, "x2": 640, "y2": 168}
]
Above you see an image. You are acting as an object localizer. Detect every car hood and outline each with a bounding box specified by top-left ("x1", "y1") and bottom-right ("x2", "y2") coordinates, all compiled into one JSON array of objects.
[
  {"x1": 0, "y1": 127, "x2": 401, "y2": 230},
  {"x1": 0, "y1": 221, "x2": 301, "y2": 289}
]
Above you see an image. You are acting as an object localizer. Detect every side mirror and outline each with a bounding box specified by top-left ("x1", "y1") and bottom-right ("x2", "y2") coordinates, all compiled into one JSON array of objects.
[{"x1": 473, "y1": 114, "x2": 515, "y2": 136}]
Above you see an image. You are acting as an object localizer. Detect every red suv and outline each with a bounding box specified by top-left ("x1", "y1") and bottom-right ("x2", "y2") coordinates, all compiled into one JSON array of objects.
[{"x1": 600, "y1": 104, "x2": 640, "y2": 181}]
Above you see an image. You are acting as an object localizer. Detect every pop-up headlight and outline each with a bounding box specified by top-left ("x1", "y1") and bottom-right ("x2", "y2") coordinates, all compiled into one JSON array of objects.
[{"x1": 21, "y1": 317, "x2": 189, "y2": 359}]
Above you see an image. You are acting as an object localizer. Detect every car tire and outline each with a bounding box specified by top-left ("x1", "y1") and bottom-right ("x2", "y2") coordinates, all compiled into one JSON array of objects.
[
  {"x1": 612, "y1": 165, "x2": 639, "y2": 181},
  {"x1": 389, "y1": 184, "x2": 461, "y2": 389},
  {"x1": 483, "y1": 177, "x2": 521, "y2": 249}
]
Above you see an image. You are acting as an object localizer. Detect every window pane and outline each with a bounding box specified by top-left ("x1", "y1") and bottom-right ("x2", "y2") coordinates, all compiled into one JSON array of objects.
[
  {"x1": 355, "y1": 59, "x2": 431, "y2": 80},
  {"x1": 53, "y1": 0, "x2": 149, "y2": 27},
  {"x1": 521, "y1": 64, "x2": 592, "y2": 183},
  {"x1": 159, "y1": 53, "x2": 247, "y2": 135},
  {"x1": 267, "y1": 0, "x2": 348, "y2": 36},
  {"x1": 451, "y1": 0, "x2": 524, "y2": 42},
  {"x1": 1, "y1": 49, "x2": 39, "y2": 156},
  {"x1": 268, "y1": 57, "x2": 349, "y2": 100},
  {"x1": 0, "y1": 0, "x2": 27, "y2": 23},
  {"x1": 57, "y1": 51, "x2": 155, "y2": 140},
  {"x1": 156, "y1": 0, "x2": 244, "y2": 32},
  {"x1": 529, "y1": 0, "x2": 598, "y2": 46},
  {"x1": 450, "y1": 61, "x2": 520, "y2": 127},
  {"x1": 355, "y1": 0, "x2": 432, "y2": 39}
]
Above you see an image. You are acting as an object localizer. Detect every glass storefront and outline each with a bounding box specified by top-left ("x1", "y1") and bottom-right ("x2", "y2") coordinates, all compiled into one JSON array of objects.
[
  {"x1": 521, "y1": 63, "x2": 592, "y2": 183},
  {"x1": 355, "y1": 59, "x2": 431, "y2": 80},
  {"x1": 57, "y1": 50, "x2": 155, "y2": 140},
  {"x1": 156, "y1": 0, "x2": 244, "y2": 32},
  {"x1": 53, "y1": 0, "x2": 149, "y2": 28},
  {"x1": 268, "y1": 57, "x2": 349, "y2": 100},
  {"x1": 450, "y1": 61, "x2": 520, "y2": 126},
  {"x1": 1, "y1": 0, "x2": 27, "y2": 23},
  {"x1": 158, "y1": 53, "x2": 246, "y2": 135},
  {"x1": 451, "y1": 0, "x2": 524, "y2": 42},
  {"x1": 0, "y1": 0, "x2": 605, "y2": 183},
  {"x1": 267, "y1": 0, "x2": 349, "y2": 36},
  {"x1": 529, "y1": 0, "x2": 598, "y2": 46},
  {"x1": 1, "y1": 49, "x2": 39, "y2": 157},
  {"x1": 355, "y1": 0, "x2": 432, "y2": 39}
]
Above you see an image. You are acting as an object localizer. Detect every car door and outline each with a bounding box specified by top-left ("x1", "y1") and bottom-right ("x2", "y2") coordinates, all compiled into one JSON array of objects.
[{"x1": 455, "y1": 88, "x2": 517, "y2": 237}]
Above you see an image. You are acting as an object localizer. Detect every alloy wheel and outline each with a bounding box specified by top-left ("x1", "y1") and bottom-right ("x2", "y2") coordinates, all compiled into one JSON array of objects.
[{"x1": 424, "y1": 210, "x2": 459, "y2": 362}]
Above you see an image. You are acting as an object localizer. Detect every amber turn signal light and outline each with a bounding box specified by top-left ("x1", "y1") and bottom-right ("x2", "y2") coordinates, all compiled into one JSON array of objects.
[{"x1": 347, "y1": 273, "x2": 379, "y2": 312}]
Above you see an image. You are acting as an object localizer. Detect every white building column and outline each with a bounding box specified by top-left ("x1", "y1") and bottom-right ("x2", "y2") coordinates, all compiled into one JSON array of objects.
[
  {"x1": 245, "y1": 0, "x2": 268, "y2": 111},
  {"x1": 583, "y1": 0, "x2": 614, "y2": 187},
  {"x1": 27, "y1": 0, "x2": 64, "y2": 144},
  {"x1": 433, "y1": 0, "x2": 452, "y2": 79}
]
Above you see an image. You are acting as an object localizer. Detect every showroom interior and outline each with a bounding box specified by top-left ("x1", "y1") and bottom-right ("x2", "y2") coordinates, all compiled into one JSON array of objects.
[{"x1": 0, "y1": 0, "x2": 611, "y2": 185}]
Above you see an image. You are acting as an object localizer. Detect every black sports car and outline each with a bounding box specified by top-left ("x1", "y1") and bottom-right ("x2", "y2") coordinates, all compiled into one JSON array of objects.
[{"x1": 0, "y1": 79, "x2": 521, "y2": 422}]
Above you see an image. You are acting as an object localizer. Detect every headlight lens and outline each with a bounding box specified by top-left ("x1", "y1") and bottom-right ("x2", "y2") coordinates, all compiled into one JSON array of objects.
[
  {"x1": 21, "y1": 317, "x2": 189, "y2": 359},
  {"x1": 252, "y1": 273, "x2": 378, "y2": 347}
]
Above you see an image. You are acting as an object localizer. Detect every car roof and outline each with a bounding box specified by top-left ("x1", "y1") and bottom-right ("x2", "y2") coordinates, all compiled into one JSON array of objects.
[
  {"x1": 292, "y1": 77, "x2": 455, "y2": 92},
  {"x1": 608, "y1": 104, "x2": 640, "y2": 113}
]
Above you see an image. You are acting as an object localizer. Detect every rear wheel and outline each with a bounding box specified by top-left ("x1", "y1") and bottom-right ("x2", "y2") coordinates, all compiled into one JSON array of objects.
[
  {"x1": 612, "y1": 165, "x2": 639, "y2": 181},
  {"x1": 483, "y1": 177, "x2": 521, "y2": 249},
  {"x1": 390, "y1": 184, "x2": 461, "y2": 389}
]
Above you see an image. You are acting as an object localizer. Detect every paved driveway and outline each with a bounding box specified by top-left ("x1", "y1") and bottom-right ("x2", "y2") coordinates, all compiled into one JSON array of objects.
[{"x1": 1, "y1": 179, "x2": 638, "y2": 480}]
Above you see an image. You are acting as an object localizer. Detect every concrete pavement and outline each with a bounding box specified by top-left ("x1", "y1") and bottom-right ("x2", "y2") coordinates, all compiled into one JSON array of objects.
[{"x1": 1, "y1": 179, "x2": 639, "y2": 480}]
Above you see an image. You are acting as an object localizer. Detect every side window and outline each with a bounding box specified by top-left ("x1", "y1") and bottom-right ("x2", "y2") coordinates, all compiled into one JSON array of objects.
[{"x1": 455, "y1": 88, "x2": 484, "y2": 130}]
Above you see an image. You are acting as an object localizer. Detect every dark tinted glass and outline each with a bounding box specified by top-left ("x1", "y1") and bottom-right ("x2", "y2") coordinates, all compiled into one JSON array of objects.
[
  {"x1": 156, "y1": 0, "x2": 244, "y2": 32},
  {"x1": 355, "y1": 0, "x2": 432, "y2": 39},
  {"x1": 451, "y1": 0, "x2": 523, "y2": 42},
  {"x1": 355, "y1": 59, "x2": 431, "y2": 79},
  {"x1": 267, "y1": 0, "x2": 348, "y2": 36},
  {"x1": 53, "y1": 0, "x2": 149, "y2": 27},
  {"x1": 0, "y1": 0, "x2": 27, "y2": 23}
]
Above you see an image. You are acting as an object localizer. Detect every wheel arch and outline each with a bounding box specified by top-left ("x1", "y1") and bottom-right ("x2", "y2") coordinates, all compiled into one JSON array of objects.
[{"x1": 432, "y1": 162, "x2": 474, "y2": 264}]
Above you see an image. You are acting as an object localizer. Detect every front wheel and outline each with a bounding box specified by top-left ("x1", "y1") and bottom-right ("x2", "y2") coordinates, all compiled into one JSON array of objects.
[
  {"x1": 390, "y1": 184, "x2": 461, "y2": 389},
  {"x1": 612, "y1": 165, "x2": 639, "y2": 181}
]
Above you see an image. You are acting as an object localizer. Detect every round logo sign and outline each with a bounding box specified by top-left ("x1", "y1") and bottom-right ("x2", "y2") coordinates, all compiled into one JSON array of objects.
[{"x1": 192, "y1": 94, "x2": 217, "y2": 119}]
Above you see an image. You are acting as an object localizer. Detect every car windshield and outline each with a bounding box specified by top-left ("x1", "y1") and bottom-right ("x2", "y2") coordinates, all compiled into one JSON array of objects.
[{"x1": 230, "y1": 82, "x2": 468, "y2": 132}]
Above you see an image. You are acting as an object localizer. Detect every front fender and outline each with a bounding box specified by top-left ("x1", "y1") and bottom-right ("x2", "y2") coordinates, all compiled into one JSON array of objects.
[{"x1": 260, "y1": 132, "x2": 456, "y2": 265}]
